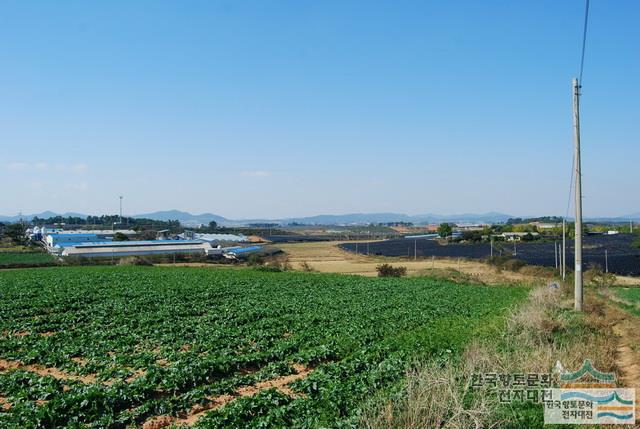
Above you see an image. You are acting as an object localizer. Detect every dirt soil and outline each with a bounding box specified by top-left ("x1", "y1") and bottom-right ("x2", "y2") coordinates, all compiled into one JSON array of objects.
[
  {"x1": 0, "y1": 395, "x2": 11, "y2": 411},
  {"x1": 0, "y1": 358, "x2": 98, "y2": 384},
  {"x1": 279, "y1": 241, "x2": 538, "y2": 284},
  {"x1": 602, "y1": 302, "x2": 640, "y2": 414},
  {"x1": 279, "y1": 240, "x2": 640, "y2": 286},
  {"x1": 142, "y1": 363, "x2": 311, "y2": 428}
]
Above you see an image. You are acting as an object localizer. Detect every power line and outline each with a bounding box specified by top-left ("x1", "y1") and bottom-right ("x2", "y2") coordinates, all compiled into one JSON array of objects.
[
  {"x1": 565, "y1": 154, "x2": 575, "y2": 220},
  {"x1": 564, "y1": 0, "x2": 590, "y2": 220},
  {"x1": 579, "y1": 0, "x2": 590, "y2": 84}
]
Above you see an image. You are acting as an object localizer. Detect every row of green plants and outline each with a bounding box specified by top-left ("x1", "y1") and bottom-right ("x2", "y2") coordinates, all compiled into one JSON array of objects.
[
  {"x1": 0, "y1": 252, "x2": 56, "y2": 268},
  {"x1": 0, "y1": 266, "x2": 526, "y2": 428}
]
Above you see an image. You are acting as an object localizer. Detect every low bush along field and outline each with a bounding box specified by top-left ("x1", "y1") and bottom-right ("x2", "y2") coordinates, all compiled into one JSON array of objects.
[
  {"x1": 0, "y1": 252, "x2": 54, "y2": 267},
  {"x1": 0, "y1": 266, "x2": 526, "y2": 428}
]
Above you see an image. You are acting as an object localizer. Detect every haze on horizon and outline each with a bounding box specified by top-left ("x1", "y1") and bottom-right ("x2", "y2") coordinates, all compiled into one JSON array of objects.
[{"x1": 1, "y1": 1, "x2": 638, "y2": 219}]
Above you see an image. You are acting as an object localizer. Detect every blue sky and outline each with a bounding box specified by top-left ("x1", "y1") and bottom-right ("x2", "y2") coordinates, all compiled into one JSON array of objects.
[{"x1": 1, "y1": 0, "x2": 638, "y2": 219}]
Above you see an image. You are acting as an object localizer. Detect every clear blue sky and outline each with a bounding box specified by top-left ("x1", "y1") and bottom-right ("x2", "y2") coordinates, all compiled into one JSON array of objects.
[{"x1": 1, "y1": 0, "x2": 638, "y2": 219}]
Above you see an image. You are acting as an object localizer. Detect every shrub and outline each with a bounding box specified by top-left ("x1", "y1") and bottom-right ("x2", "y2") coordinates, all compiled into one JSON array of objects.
[
  {"x1": 300, "y1": 261, "x2": 316, "y2": 272},
  {"x1": 246, "y1": 254, "x2": 264, "y2": 267},
  {"x1": 118, "y1": 256, "x2": 152, "y2": 266},
  {"x1": 255, "y1": 256, "x2": 291, "y2": 272},
  {"x1": 376, "y1": 264, "x2": 407, "y2": 277},
  {"x1": 503, "y1": 258, "x2": 526, "y2": 272},
  {"x1": 584, "y1": 265, "x2": 616, "y2": 288},
  {"x1": 487, "y1": 256, "x2": 526, "y2": 272},
  {"x1": 113, "y1": 232, "x2": 129, "y2": 241}
]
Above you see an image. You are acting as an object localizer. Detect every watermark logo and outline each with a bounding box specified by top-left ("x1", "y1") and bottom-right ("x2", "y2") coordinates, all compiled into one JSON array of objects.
[
  {"x1": 470, "y1": 360, "x2": 635, "y2": 425},
  {"x1": 544, "y1": 360, "x2": 635, "y2": 424},
  {"x1": 559, "y1": 359, "x2": 615, "y2": 386}
]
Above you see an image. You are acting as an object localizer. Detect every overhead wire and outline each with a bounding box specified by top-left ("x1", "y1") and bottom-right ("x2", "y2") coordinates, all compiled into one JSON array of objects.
[{"x1": 564, "y1": 0, "x2": 590, "y2": 221}]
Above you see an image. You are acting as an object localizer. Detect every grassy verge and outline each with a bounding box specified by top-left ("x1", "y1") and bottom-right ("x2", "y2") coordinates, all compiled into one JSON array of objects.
[{"x1": 360, "y1": 286, "x2": 619, "y2": 428}]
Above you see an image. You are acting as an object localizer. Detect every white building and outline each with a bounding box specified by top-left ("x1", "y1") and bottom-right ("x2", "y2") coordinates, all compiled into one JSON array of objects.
[{"x1": 61, "y1": 240, "x2": 212, "y2": 258}]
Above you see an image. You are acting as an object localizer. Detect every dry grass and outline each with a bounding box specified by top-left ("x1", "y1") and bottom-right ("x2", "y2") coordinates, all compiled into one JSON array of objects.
[
  {"x1": 360, "y1": 286, "x2": 621, "y2": 429},
  {"x1": 280, "y1": 241, "x2": 544, "y2": 285},
  {"x1": 361, "y1": 363, "x2": 498, "y2": 429}
]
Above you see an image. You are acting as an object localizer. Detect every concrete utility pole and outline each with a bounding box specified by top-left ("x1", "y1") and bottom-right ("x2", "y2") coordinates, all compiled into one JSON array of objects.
[
  {"x1": 414, "y1": 239, "x2": 417, "y2": 260},
  {"x1": 119, "y1": 196, "x2": 123, "y2": 224},
  {"x1": 573, "y1": 78, "x2": 584, "y2": 311},
  {"x1": 605, "y1": 249, "x2": 608, "y2": 273},
  {"x1": 562, "y1": 219, "x2": 567, "y2": 281},
  {"x1": 490, "y1": 236, "x2": 494, "y2": 260}
]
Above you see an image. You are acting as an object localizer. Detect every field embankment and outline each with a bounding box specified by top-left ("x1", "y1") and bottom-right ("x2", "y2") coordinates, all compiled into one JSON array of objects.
[{"x1": 361, "y1": 285, "x2": 640, "y2": 428}]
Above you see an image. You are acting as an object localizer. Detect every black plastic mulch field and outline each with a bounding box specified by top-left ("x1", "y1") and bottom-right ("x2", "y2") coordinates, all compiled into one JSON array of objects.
[{"x1": 340, "y1": 234, "x2": 640, "y2": 276}]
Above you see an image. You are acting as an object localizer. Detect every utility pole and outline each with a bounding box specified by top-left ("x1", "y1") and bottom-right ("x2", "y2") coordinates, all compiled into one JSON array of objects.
[
  {"x1": 490, "y1": 235, "x2": 494, "y2": 260},
  {"x1": 555, "y1": 241, "x2": 558, "y2": 270},
  {"x1": 414, "y1": 239, "x2": 417, "y2": 261},
  {"x1": 562, "y1": 219, "x2": 567, "y2": 281},
  {"x1": 630, "y1": 220, "x2": 634, "y2": 234},
  {"x1": 605, "y1": 249, "x2": 608, "y2": 273},
  {"x1": 119, "y1": 196, "x2": 123, "y2": 224},
  {"x1": 573, "y1": 77, "x2": 584, "y2": 311}
]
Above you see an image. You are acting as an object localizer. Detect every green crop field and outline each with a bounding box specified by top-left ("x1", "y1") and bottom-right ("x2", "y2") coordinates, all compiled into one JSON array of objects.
[
  {"x1": 0, "y1": 266, "x2": 526, "y2": 428},
  {"x1": 0, "y1": 252, "x2": 55, "y2": 268},
  {"x1": 614, "y1": 287, "x2": 640, "y2": 316}
]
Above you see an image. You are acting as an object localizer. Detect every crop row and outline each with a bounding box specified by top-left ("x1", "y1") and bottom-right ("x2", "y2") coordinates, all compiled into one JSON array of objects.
[
  {"x1": 0, "y1": 252, "x2": 55, "y2": 269},
  {"x1": 0, "y1": 266, "x2": 526, "y2": 428}
]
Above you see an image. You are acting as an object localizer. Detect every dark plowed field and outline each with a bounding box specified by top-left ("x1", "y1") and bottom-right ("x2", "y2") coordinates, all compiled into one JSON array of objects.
[{"x1": 340, "y1": 234, "x2": 640, "y2": 276}]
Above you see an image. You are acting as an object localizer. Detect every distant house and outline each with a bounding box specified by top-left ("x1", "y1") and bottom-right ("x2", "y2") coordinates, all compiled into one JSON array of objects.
[
  {"x1": 528, "y1": 221, "x2": 558, "y2": 230},
  {"x1": 500, "y1": 232, "x2": 540, "y2": 241},
  {"x1": 156, "y1": 229, "x2": 171, "y2": 240},
  {"x1": 456, "y1": 223, "x2": 489, "y2": 231}
]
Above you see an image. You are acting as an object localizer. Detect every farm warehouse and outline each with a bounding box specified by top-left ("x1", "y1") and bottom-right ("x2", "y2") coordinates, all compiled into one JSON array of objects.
[
  {"x1": 0, "y1": 266, "x2": 525, "y2": 428},
  {"x1": 60, "y1": 240, "x2": 211, "y2": 258}
]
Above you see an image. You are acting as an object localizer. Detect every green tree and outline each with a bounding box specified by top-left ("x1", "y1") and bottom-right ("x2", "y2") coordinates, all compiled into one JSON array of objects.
[
  {"x1": 208, "y1": 221, "x2": 218, "y2": 230},
  {"x1": 5, "y1": 223, "x2": 28, "y2": 245},
  {"x1": 113, "y1": 232, "x2": 129, "y2": 241},
  {"x1": 438, "y1": 223, "x2": 452, "y2": 239}
]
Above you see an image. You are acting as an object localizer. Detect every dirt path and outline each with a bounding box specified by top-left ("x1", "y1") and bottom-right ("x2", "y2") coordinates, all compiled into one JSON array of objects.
[{"x1": 601, "y1": 299, "x2": 640, "y2": 420}]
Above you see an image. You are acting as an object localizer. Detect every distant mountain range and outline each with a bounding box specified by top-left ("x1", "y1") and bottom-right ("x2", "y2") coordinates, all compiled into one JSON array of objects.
[{"x1": 2, "y1": 210, "x2": 640, "y2": 226}]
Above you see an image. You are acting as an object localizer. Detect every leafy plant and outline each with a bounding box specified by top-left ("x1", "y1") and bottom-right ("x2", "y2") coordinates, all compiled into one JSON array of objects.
[{"x1": 0, "y1": 266, "x2": 525, "y2": 428}]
